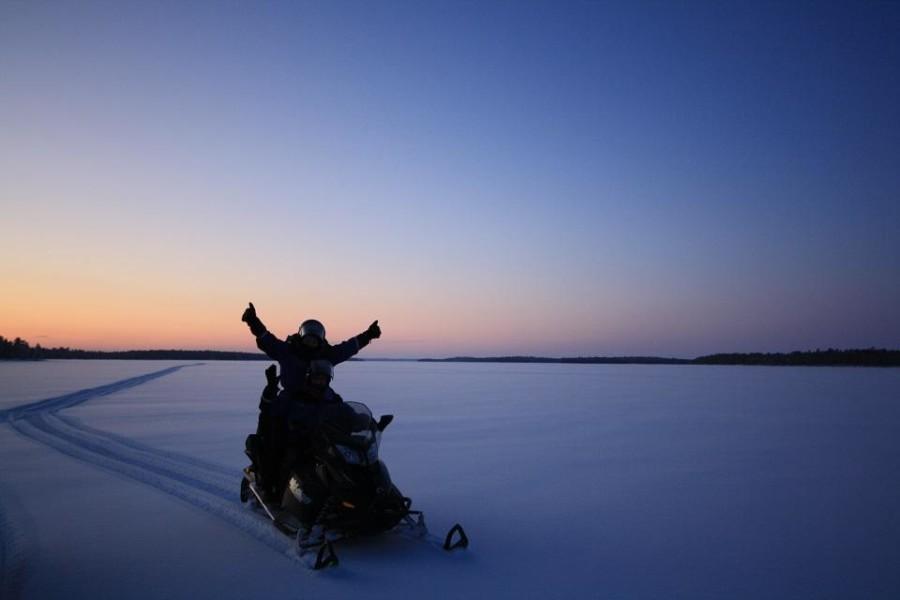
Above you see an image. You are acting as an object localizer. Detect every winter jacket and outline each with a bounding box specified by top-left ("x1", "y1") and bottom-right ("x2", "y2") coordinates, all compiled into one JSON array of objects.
[
  {"x1": 285, "y1": 387, "x2": 344, "y2": 437},
  {"x1": 255, "y1": 331, "x2": 362, "y2": 400}
]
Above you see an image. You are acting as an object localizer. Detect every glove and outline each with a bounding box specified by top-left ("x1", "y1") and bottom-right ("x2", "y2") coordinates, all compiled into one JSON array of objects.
[
  {"x1": 241, "y1": 302, "x2": 256, "y2": 323},
  {"x1": 262, "y1": 364, "x2": 279, "y2": 400},
  {"x1": 265, "y1": 364, "x2": 278, "y2": 388},
  {"x1": 366, "y1": 320, "x2": 381, "y2": 340},
  {"x1": 242, "y1": 302, "x2": 266, "y2": 337}
]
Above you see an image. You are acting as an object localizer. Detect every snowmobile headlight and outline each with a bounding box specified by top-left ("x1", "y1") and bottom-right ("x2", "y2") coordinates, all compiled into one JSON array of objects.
[{"x1": 335, "y1": 444, "x2": 363, "y2": 465}]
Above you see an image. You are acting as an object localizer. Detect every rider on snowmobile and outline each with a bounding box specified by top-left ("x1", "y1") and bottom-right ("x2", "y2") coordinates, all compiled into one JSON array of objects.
[
  {"x1": 284, "y1": 359, "x2": 399, "y2": 541},
  {"x1": 283, "y1": 359, "x2": 347, "y2": 529}
]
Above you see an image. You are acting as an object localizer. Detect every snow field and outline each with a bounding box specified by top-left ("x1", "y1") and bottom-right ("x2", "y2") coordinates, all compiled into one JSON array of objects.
[{"x1": 1, "y1": 360, "x2": 899, "y2": 598}]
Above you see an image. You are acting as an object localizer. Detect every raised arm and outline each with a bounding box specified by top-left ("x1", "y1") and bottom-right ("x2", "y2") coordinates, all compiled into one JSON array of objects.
[
  {"x1": 242, "y1": 302, "x2": 287, "y2": 359},
  {"x1": 329, "y1": 320, "x2": 381, "y2": 365}
]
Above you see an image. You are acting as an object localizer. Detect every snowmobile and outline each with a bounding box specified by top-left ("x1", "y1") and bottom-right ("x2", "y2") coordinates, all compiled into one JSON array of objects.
[{"x1": 240, "y1": 400, "x2": 468, "y2": 568}]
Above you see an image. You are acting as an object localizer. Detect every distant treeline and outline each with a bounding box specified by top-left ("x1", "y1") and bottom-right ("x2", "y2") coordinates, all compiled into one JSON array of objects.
[
  {"x1": 2, "y1": 335, "x2": 898, "y2": 366},
  {"x1": 693, "y1": 349, "x2": 900, "y2": 367},
  {"x1": 419, "y1": 356, "x2": 690, "y2": 365},
  {"x1": 423, "y1": 349, "x2": 900, "y2": 367},
  {"x1": 419, "y1": 349, "x2": 899, "y2": 367},
  {"x1": 0, "y1": 335, "x2": 268, "y2": 361}
]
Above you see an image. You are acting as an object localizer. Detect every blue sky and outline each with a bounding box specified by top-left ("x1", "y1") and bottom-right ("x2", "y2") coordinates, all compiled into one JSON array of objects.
[{"x1": 1, "y1": 1, "x2": 898, "y2": 356}]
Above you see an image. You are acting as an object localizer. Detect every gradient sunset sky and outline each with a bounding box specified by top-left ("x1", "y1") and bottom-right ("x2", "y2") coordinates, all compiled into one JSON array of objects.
[{"x1": 2, "y1": 2, "x2": 898, "y2": 358}]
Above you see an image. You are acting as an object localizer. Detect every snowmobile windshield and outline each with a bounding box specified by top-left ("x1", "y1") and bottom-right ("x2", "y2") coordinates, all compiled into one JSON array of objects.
[
  {"x1": 326, "y1": 402, "x2": 380, "y2": 466},
  {"x1": 344, "y1": 402, "x2": 373, "y2": 428}
]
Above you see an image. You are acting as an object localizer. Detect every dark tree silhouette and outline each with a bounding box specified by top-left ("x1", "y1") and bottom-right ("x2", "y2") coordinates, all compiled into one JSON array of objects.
[
  {"x1": 2, "y1": 335, "x2": 898, "y2": 365},
  {"x1": 0, "y1": 335, "x2": 268, "y2": 361}
]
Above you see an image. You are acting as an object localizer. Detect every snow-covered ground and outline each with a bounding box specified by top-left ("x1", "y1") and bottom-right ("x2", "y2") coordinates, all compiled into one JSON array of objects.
[{"x1": 1, "y1": 360, "x2": 899, "y2": 599}]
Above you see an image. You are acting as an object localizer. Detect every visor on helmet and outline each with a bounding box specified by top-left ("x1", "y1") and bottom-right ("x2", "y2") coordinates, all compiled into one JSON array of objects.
[
  {"x1": 298, "y1": 319, "x2": 326, "y2": 346},
  {"x1": 298, "y1": 319, "x2": 326, "y2": 338}
]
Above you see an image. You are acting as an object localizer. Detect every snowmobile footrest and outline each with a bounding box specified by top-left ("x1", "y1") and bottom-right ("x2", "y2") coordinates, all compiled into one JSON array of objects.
[
  {"x1": 314, "y1": 542, "x2": 339, "y2": 569},
  {"x1": 443, "y1": 523, "x2": 469, "y2": 551}
]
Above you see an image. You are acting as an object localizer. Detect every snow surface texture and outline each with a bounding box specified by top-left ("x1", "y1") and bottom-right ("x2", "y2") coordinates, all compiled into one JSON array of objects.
[{"x1": 1, "y1": 360, "x2": 899, "y2": 599}]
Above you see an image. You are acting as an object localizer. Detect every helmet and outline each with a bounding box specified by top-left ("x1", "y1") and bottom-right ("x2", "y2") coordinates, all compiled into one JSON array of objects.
[
  {"x1": 298, "y1": 319, "x2": 326, "y2": 348},
  {"x1": 307, "y1": 359, "x2": 334, "y2": 388}
]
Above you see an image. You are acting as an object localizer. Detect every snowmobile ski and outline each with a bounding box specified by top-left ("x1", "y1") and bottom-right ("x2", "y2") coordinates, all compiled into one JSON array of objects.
[
  {"x1": 395, "y1": 511, "x2": 470, "y2": 552},
  {"x1": 312, "y1": 541, "x2": 339, "y2": 569},
  {"x1": 443, "y1": 523, "x2": 469, "y2": 550},
  {"x1": 295, "y1": 537, "x2": 340, "y2": 570}
]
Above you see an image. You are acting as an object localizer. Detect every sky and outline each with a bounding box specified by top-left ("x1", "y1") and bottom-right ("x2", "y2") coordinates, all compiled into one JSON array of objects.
[{"x1": 1, "y1": 1, "x2": 899, "y2": 358}]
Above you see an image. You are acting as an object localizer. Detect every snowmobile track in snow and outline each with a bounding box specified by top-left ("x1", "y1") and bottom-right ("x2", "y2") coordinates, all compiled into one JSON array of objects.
[
  {"x1": 2, "y1": 365, "x2": 304, "y2": 563},
  {"x1": 0, "y1": 365, "x2": 194, "y2": 421}
]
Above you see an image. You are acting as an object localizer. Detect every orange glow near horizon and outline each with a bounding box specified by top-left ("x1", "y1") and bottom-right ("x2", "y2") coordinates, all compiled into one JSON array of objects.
[{"x1": 1, "y1": 268, "x2": 630, "y2": 357}]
